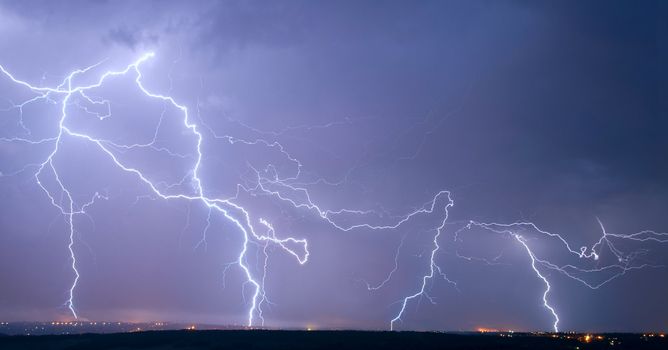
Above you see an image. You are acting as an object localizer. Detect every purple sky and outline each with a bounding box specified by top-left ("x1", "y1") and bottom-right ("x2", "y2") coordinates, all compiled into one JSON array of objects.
[{"x1": 0, "y1": 0, "x2": 667, "y2": 332}]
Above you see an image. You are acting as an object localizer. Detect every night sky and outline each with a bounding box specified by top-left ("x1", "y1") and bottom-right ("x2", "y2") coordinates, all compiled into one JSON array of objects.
[{"x1": 1, "y1": 0, "x2": 667, "y2": 332}]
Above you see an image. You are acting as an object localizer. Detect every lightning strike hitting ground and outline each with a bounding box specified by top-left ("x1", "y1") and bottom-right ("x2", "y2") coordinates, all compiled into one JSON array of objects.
[
  {"x1": 3, "y1": 52, "x2": 666, "y2": 332},
  {"x1": 465, "y1": 220, "x2": 668, "y2": 331},
  {"x1": 0, "y1": 53, "x2": 455, "y2": 329},
  {"x1": 390, "y1": 192, "x2": 456, "y2": 331}
]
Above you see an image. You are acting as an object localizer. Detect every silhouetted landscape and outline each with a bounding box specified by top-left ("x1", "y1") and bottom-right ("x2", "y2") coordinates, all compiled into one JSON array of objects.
[{"x1": 1, "y1": 329, "x2": 667, "y2": 350}]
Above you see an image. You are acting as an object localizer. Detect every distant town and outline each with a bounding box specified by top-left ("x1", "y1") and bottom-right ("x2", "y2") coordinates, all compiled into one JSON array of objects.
[
  {"x1": 0, "y1": 321, "x2": 242, "y2": 336},
  {"x1": 0, "y1": 321, "x2": 665, "y2": 343}
]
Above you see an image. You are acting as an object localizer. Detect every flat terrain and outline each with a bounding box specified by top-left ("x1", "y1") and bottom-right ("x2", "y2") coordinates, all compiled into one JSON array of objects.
[{"x1": 0, "y1": 330, "x2": 666, "y2": 350}]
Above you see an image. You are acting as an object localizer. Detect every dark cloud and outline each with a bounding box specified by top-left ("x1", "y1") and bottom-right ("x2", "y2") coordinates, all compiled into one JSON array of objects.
[{"x1": 106, "y1": 26, "x2": 160, "y2": 50}]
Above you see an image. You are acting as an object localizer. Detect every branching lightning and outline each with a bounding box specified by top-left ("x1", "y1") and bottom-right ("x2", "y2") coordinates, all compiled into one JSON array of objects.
[
  {"x1": 3, "y1": 53, "x2": 666, "y2": 332},
  {"x1": 464, "y1": 220, "x2": 668, "y2": 331},
  {"x1": 0, "y1": 53, "x2": 456, "y2": 329},
  {"x1": 390, "y1": 192, "x2": 456, "y2": 330}
]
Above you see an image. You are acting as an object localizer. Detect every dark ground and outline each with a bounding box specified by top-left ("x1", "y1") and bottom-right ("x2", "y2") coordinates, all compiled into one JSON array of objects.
[{"x1": 0, "y1": 330, "x2": 666, "y2": 350}]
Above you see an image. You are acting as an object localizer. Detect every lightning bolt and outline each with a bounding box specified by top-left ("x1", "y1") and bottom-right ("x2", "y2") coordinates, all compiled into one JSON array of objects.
[
  {"x1": 514, "y1": 234, "x2": 560, "y2": 332},
  {"x1": 8, "y1": 52, "x2": 662, "y2": 332},
  {"x1": 465, "y1": 220, "x2": 668, "y2": 332},
  {"x1": 0, "y1": 53, "x2": 308, "y2": 325},
  {"x1": 390, "y1": 192, "x2": 456, "y2": 331},
  {"x1": 1, "y1": 53, "x2": 456, "y2": 328},
  {"x1": 364, "y1": 233, "x2": 407, "y2": 291}
]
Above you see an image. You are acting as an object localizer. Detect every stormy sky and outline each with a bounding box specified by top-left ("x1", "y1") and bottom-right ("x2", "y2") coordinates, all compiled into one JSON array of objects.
[{"x1": 0, "y1": 0, "x2": 667, "y2": 332}]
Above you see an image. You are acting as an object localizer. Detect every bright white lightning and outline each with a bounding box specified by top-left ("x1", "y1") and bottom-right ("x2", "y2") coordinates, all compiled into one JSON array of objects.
[
  {"x1": 0, "y1": 53, "x2": 309, "y2": 324},
  {"x1": 390, "y1": 192, "x2": 455, "y2": 331},
  {"x1": 4, "y1": 53, "x2": 666, "y2": 332},
  {"x1": 515, "y1": 234, "x2": 560, "y2": 332},
  {"x1": 465, "y1": 220, "x2": 668, "y2": 332},
  {"x1": 1, "y1": 53, "x2": 455, "y2": 328}
]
